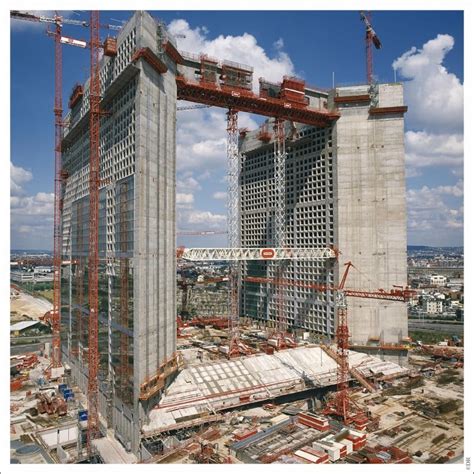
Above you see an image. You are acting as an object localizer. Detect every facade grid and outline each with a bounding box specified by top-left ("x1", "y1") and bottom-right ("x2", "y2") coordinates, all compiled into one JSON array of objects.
[
  {"x1": 240, "y1": 123, "x2": 336, "y2": 337},
  {"x1": 60, "y1": 11, "x2": 178, "y2": 454}
]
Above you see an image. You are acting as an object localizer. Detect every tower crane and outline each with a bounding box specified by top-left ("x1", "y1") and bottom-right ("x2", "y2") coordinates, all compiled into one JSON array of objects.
[
  {"x1": 177, "y1": 104, "x2": 211, "y2": 111},
  {"x1": 178, "y1": 246, "x2": 337, "y2": 357},
  {"x1": 11, "y1": 11, "x2": 91, "y2": 372},
  {"x1": 10, "y1": 12, "x2": 121, "y2": 374},
  {"x1": 11, "y1": 10, "x2": 121, "y2": 458},
  {"x1": 360, "y1": 11, "x2": 382, "y2": 84},
  {"x1": 243, "y1": 260, "x2": 414, "y2": 424}
]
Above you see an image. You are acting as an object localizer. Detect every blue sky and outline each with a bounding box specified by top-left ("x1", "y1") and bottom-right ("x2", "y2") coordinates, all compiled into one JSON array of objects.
[{"x1": 10, "y1": 10, "x2": 464, "y2": 249}]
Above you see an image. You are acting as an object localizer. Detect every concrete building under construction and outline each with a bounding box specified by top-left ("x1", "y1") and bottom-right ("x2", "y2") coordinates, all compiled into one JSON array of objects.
[
  {"x1": 60, "y1": 11, "x2": 178, "y2": 453},
  {"x1": 240, "y1": 83, "x2": 408, "y2": 345},
  {"x1": 56, "y1": 9, "x2": 408, "y2": 457}
]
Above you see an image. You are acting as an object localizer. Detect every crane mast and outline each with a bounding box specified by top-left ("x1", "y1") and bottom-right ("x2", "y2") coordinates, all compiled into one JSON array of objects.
[
  {"x1": 86, "y1": 10, "x2": 101, "y2": 454},
  {"x1": 51, "y1": 18, "x2": 63, "y2": 370},
  {"x1": 360, "y1": 11, "x2": 382, "y2": 84},
  {"x1": 10, "y1": 10, "x2": 120, "y2": 376}
]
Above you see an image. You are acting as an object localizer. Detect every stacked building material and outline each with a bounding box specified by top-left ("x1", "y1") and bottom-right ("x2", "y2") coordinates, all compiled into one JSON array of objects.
[
  {"x1": 312, "y1": 428, "x2": 367, "y2": 462},
  {"x1": 233, "y1": 428, "x2": 258, "y2": 441},
  {"x1": 36, "y1": 392, "x2": 67, "y2": 416},
  {"x1": 296, "y1": 412, "x2": 330, "y2": 431},
  {"x1": 313, "y1": 439, "x2": 342, "y2": 462},
  {"x1": 294, "y1": 446, "x2": 329, "y2": 464},
  {"x1": 346, "y1": 429, "x2": 367, "y2": 450}
]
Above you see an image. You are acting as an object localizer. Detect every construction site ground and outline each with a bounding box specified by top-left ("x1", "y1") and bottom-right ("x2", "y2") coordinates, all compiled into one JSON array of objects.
[
  {"x1": 140, "y1": 347, "x2": 464, "y2": 464},
  {"x1": 10, "y1": 288, "x2": 52, "y2": 322},
  {"x1": 353, "y1": 360, "x2": 463, "y2": 463},
  {"x1": 10, "y1": 290, "x2": 464, "y2": 464},
  {"x1": 11, "y1": 347, "x2": 464, "y2": 464}
]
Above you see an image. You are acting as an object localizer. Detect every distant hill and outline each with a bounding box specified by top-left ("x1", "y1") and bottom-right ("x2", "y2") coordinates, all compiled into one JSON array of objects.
[
  {"x1": 408, "y1": 245, "x2": 463, "y2": 251},
  {"x1": 11, "y1": 249, "x2": 53, "y2": 255}
]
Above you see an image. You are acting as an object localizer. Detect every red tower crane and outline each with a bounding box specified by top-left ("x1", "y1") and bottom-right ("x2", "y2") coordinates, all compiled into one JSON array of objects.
[
  {"x1": 86, "y1": 9, "x2": 101, "y2": 453},
  {"x1": 360, "y1": 11, "x2": 382, "y2": 84},
  {"x1": 11, "y1": 10, "x2": 121, "y2": 457},
  {"x1": 10, "y1": 11, "x2": 91, "y2": 371},
  {"x1": 243, "y1": 261, "x2": 414, "y2": 424}
]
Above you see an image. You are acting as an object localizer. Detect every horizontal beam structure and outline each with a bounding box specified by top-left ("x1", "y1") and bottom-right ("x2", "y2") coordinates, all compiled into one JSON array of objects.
[
  {"x1": 344, "y1": 289, "x2": 411, "y2": 301},
  {"x1": 244, "y1": 276, "x2": 413, "y2": 301},
  {"x1": 132, "y1": 47, "x2": 168, "y2": 74},
  {"x1": 176, "y1": 76, "x2": 339, "y2": 127},
  {"x1": 333, "y1": 94, "x2": 371, "y2": 103},
  {"x1": 177, "y1": 247, "x2": 336, "y2": 261},
  {"x1": 369, "y1": 105, "x2": 408, "y2": 115}
]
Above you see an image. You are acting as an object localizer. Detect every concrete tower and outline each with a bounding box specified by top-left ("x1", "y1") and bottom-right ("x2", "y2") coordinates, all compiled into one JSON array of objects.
[
  {"x1": 60, "y1": 11, "x2": 177, "y2": 453},
  {"x1": 239, "y1": 83, "x2": 408, "y2": 348}
]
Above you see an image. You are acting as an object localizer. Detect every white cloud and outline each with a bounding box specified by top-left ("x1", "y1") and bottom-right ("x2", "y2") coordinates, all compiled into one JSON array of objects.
[
  {"x1": 273, "y1": 38, "x2": 284, "y2": 50},
  {"x1": 405, "y1": 168, "x2": 421, "y2": 179},
  {"x1": 176, "y1": 192, "x2": 194, "y2": 208},
  {"x1": 393, "y1": 34, "x2": 463, "y2": 133},
  {"x1": 405, "y1": 130, "x2": 463, "y2": 174},
  {"x1": 197, "y1": 171, "x2": 211, "y2": 181},
  {"x1": 395, "y1": 33, "x2": 465, "y2": 234},
  {"x1": 188, "y1": 210, "x2": 226, "y2": 226},
  {"x1": 168, "y1": 19, "x2": 295, "y2": 89},
  {"x1": 176, "y1": 107, "x2": 258, "y2": 174},
  {"x1": 172, "y1": 18, "x2": 287, "y2": 182},
  {"x1": 191, "y1": 138, "x2": 226, "y2": 160},
  {"x1": 436, "y1": 180, "x2": 463, "y2": 198},
  {"x1": 213, "y1": 191, "x2": 227, "y2": 201},
  {"x1": 11, "y1": 192, "x2": 54, "y2": 216},
  {"x1": 10, "y1": 161, "x2": 55, "y2": 249},
  {"x1": 11, "y1": 162, "x2": 33, "y2": 196},
  {"x1": 11, "y1": 192, "x2": 55, "y2": 249},
  {"x1": 177, "y1": 174, "x2": 202, "y2": 192},
  {"x1": 406, "y1": 183, "x2": 463, "y2": 245},
  {"x1": 177, "y1": 207, "x2": 227, "y2": 232}
]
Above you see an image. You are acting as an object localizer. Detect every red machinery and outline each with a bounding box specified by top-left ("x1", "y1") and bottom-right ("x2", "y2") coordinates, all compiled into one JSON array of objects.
[
  {"x1": 86, "y1": 10, "x2": 101, "y2": 453},
  {"x1": 36, "y1": 392, "x2": 67, "y2": 416},
  {"x1": 360, "y1": 11, "x2": 382, "y2": 84},
  {"x1": 243, "y1": 261, "x2": 414, "y2": 423}
]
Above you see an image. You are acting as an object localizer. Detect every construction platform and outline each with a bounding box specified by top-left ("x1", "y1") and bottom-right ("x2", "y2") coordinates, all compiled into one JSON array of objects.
[{"x1": 142, "y1": 345, "x2": 407, "y2": 435}]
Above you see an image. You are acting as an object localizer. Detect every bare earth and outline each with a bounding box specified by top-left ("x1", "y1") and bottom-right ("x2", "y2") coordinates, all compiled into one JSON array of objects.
[{"x1": 10, "y1": 291, "x2": 52, "y2": 321}]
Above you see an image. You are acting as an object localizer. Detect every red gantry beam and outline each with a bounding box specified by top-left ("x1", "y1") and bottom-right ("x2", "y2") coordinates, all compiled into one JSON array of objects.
[{"x1": 175, "y1": 76, "x2": 339, "y2": 127}]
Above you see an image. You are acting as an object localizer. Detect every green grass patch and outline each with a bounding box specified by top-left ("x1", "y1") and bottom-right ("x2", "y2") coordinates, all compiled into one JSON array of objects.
[{"x1": 409, "y1": 330, "x2": 449, "y2": 345}]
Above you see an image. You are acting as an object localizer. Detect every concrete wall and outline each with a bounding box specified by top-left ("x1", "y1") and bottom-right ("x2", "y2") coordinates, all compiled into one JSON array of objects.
[
  {"x1": 131, "y1": 11, "x2": 177, "y2": 454},
  {"x1": 133, "y1": 10, "x2": 177, "y2": 387},
  {"x1": 238, "y1": 83, "x2": 408, "y2": 345},
  {"x1": 239, "y1": 120, "x2": 336, "y2": 335},
  {"x1": 331, "y1": 83, "x2": 408, "y2": 344}
]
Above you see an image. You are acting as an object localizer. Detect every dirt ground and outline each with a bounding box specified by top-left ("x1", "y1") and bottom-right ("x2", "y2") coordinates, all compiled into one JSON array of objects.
[
  {"x1": 10, "y1": 290, "x2": 52, "y2": 321},
  {"x1": 356, "y1": 364, "x2": 464, "y2": 463}
]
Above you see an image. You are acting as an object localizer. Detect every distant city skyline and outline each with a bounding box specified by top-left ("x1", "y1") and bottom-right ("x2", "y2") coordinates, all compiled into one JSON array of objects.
[{"x1": 10, "y1": 10, "x2": 464, "y2": 249}]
